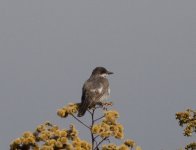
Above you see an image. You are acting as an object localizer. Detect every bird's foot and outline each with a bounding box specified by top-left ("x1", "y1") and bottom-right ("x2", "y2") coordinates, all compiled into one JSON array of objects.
[
  {"x1": 96, "y1": 102, "x2": 104, "y2": 107},
  {"x1": 103, "y1": 106, "x2": 107, "y2": 111},
  {"x1": 96, "y1": 101, "x2": 113, "y2": 110},
  {"x1": 104, "y1": 101, "x2": 113, "y2": 106}
]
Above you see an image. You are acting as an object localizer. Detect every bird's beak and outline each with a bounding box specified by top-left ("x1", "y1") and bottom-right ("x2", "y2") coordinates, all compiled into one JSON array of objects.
[{"x1": 107, "y1": 71, "x2": 114, "y2": 75}]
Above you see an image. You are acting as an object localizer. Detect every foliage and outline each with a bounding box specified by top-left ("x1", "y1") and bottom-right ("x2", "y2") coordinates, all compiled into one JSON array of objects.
[
  {"x1": 10, "y1": 122, "x2": 90, "y2": 150},
  {"x1": 10, "y1": 102, "x2": 141, "y2": 150},
  {"x1": 176, "y1": 109, "x2": 196, "y2": 150}
]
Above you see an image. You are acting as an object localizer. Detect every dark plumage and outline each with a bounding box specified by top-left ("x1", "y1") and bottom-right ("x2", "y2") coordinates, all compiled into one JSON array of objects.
[{"x1": 77, "y1": 67, "x2": 113, "y2": 117}]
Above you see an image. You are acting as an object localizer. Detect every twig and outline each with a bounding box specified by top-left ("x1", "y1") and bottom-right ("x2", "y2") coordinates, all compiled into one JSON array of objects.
[
  {"x1": 94, "y1": 115, "x2": 105, "y2": 122},
  {"x1": 88, "y1": 110, "x2": 93, "y2": 115},
  {"x1": 91, "y1": 109, "x2": 95, "y2": 149},
  {"x1": 93, "y1": 135, "x2": 99, "y2": 148},
  {"x1": 70, "y1": 114, "x2": 90, "y2": 130},
  {"x1": 94, "y1": 137, "x2": 108, "y2": 150},
  {"x1": 94, "y1": 135, "x2": 99, "y2": 140}
]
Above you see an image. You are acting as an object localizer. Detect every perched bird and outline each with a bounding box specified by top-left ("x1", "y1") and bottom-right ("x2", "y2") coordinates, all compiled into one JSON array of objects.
[{"x1": 77, "y1": 67, "x2": 113, "y2": 117}]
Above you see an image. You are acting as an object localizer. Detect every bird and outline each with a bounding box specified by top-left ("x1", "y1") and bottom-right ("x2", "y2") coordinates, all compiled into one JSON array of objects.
[{"x1": 77, "y1": 67, "x2": 113, "y2": 117}]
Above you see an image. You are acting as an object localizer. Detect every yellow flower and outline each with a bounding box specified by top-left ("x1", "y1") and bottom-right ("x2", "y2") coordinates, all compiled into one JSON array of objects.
[
  {"x1": 32, "y1": 146, "x2": 39, "y2": 150},
  {"x1": 40, "y1": 145, "x2": 53, "y2": 150},
  {"x1": 65, "y1": 144, "x2": 73, "y2": 150},
  {"x1": 72, "y1": 140, "x2": 81, "y2": 147},
  {"x1": 69, "y1": 124, "x2": 79, "y2": 137},
  {"x1": 53, "y1": 129, "x2": 61, "y2": 137},
  {"x1": 98, "y1": 126, "x2": 105, "y2": 134},
  {"x1": 39, "y1": 133, "x2": 49, "y2": 141},
  {"x1": 22, "y1": 138, "x2": 29, "y2": 145},
  {"x1": 100, "y1": 132, "x2": 108, "y2": 138},
  {"x1": 51, "y1": 125, "x2": 59, "y2": 131},
  {"x1": 23, "y1": 131, "x2": 33, "y2": 138},
  {"x1": 105, "y1": 110, "x2": 119, "y2": 118},
  {"x1": 92, "y1": 125, "x2": 100, "y2": 134},
  {"x1": 117, "y1": 124, "x2": 124, "y2": 133},
  {"x1": 104, "y1": 110, "x2": 119, "y2": 124},
  {"x1": 46, "y1": 139, "x2": 56, "y2": 146},
  {"x1": 70, "y1": 132, "x2": 77, "y2": 139},
  {"x1": 36, "y1": 124, "x2": 45, "y2": 132},
  {"x1": 118, "y1": 144, "x2": 129, "y2": 150},
  {"x1": 60, "y1": 130, "x2": 67, "y2": 137},
  {"x1": 102, "y1": 143, "x2": 118, "y2": 150},
  {"x1": 66, "y1": 103, "x2": 78, "y2": 114},
  {"x1": 26, "y1": 137, "x2": 35, "y2": 144},
  {"x1": 59, "y1": 137, "x2": 67, "y2": 144},
  {"x1": 124, "y1": 139, "x2": 135, "y2": 148},
  {"x1": 101, "y1": 122, "x2": 110, "y2": 131},
  {"x1": 114, "y1": 132, "x2": 124, "y2": 139},
  {"x1": 81, "y1": 140, "x2": 91, "y2": 150},
  {"x1": 55, "y1": 140, "x2": 63, "y2": 148},
  {"x1": 13, "y1": 138, "x2": 21, "y2": 145},
  {"x1": 57, "y1": 109, "x2": 66, "y2": 117},
  {"x1": 110, "y1": 125, "x2": 119, "y2": 133}
]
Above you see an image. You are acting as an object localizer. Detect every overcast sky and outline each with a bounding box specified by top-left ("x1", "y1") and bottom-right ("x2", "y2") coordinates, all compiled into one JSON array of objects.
[{"x1": 0, "y1": 1, "x2": 196, "y2": 150}]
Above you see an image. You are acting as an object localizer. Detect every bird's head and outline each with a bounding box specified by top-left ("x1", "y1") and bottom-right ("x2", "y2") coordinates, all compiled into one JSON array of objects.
[{"x1": 91, "y1": 67, "x2": 113, "y2": 78}]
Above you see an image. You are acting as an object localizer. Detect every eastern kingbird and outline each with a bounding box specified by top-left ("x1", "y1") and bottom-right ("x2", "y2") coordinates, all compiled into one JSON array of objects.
[{"x1": 77, "y1": 67, "x2": 113, "y2": 117}]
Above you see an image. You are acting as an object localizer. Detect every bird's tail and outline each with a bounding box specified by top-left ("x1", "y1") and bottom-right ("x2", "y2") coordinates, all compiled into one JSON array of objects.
[{"x1": 77, "y1": 100, "x2": 89, "y2": 117}]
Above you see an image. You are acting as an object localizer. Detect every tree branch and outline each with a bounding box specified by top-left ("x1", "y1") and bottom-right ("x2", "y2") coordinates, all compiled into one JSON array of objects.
[
  {"x1": 94, "y1": 115, "x2": 105, "y2": 122},
  {"x1": 94, "y1": 137, "x2": 108, "y2": 150},
  {"x1": 70, "y1": 114, "x2": 90, "y2": 130},
  {"x1": 91, "y1": 109, "x2": 95, "y2": 149},
  {"x1": 94, "y1": 135, "x2": 99, "y2": 140}
]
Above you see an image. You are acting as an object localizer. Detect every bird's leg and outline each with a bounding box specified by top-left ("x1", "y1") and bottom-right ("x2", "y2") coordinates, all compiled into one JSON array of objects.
[
  {"x1": 104, "y1": 101, "x2": 113, "y2": 106},
  {"x1": 87, "y1": 109, "x2": 93, "y2": 115},
  {"x1": 96, "y1": 102, "x2": 104, "y2": 107},
  {"x1": 95, "y1": 102, "x2": 107, "y2": 110},
  {"x1": 92, "y1": 106, "x2": 96, "y2": 111},
  {"x1": 98, "y1": 101, "x2": 108, "y2": 110},
  {"x1": 96, "y1": 101, "x2": 113, "y2": 110},
  {"x1": 103, "y1": 106, "x2": 107, "y2": 111}
]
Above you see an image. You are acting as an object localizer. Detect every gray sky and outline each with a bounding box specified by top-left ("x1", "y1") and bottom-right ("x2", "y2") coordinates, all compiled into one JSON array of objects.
[{"x1": 0, "y1": 1, "x2": 196, "y2": 149}]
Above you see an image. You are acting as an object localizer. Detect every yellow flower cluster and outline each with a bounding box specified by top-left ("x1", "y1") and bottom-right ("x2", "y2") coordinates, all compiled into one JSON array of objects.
[
  {"x1": 102, "y1": 143, "x2": 118, "y2": 150},
  {"x1": 102, "y1": 141, "x2": 136, "y2": 150},
  {"x1": 57, "y1": 103, "x2": 79, "y2": 118},
  {"x1": 104, "y1": 110, "x2": 119, "y2": 124},
  {"x1": 176, "y1": 109, "x2": 196, "y2": 137},
  {"x1": 185, "y1": 142, "x2": 196, "y2": 150},
  {"x1": 10, "y1": 131, "x2": 36, "y2": 149},
  {"x1": 124, "y1": 139, "x2": 136, "y2": 148},
  {"x1": 10, "y1": 122, "x2": 91, "y2": 150},
  {"x1": 176, "y1": 111, "x2": 191, "y2": 126},
  {"x1": 67, "y1": 124, "x2": 79, "y2": 140},
  {"x1": 176, "y1": 109, "x2": 196, "y2": 150},
  {"x1": 92, "y1": 110, "x2": 124, "y2": 139},
  {"x1": 10, "y1": 102, "x2": 139, "y2": 150},
  {"x1": 184, "y1": 120, "x2": 196, "y2": 136},
  {"x1": 72, "y1": 137, "x2": 92, "y2": 150}
]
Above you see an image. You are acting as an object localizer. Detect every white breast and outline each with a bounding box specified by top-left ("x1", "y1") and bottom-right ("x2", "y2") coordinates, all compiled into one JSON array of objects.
[
  {"x1": 90, "y1": 85, "x2": 103, "y2": 94},
  {"x1": 98, "y1": 86, "x2": 103, "y2": 93},
  {"x1": 99, "y1": 87, "x2": 110, "y2": 101}
]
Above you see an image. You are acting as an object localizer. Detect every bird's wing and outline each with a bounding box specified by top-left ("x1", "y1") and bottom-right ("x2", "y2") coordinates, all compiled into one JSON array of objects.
[
  {"x1": 83, "y1": 82, "x2": 103, "y2": 98},
  {"x1": 82, "y1": 79, "x2": 106, "y2": 105},
  {"x1": 78, "y1": 78, "x2": 109, "y2": 117},
  {"x1": 78, "y1": 81, "x2": 103, "y2": 116}
]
